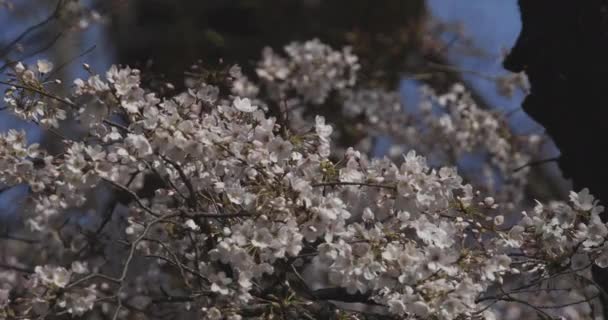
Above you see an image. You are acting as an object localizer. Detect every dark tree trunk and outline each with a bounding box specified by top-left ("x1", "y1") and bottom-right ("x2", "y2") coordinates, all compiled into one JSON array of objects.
[{"x1": 505, "y1": 0, "x2": 608, "y2": 314}]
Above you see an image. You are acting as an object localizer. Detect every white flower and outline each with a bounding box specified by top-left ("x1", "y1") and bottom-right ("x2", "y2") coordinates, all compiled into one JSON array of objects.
[
  {"x1": 106, "y1": 65, "x2": 140, "y2": 96},
  {"x1": 483, "y1": 197, "x2": 495, "y2": 207},
  {"x1": 570, "y1": 188, "x2": 603, "y2": 214},
  {"x1": 121, "y1": 87, "x2": 145, "y2": 113},
  {"x1": 268, "y1": 137, "x2": 293, "y2": 162},
  {"x1": 36, "y1": 59, "x2": 54, "y2": 74},
  {"x1": 425, "y1": 247, "x2": 456, "y2": 272},
  {"x1": 14, "y1": 61, "x2": 25, "y2": 73},
  {"x1": 315, "y1": 116, "x2": 333, "y2": 139},
  {"x1": 71, "y1": 261, "x2": 89, "y2": 274},
  {"x1": 229, "y1": 64, "x2": 242, "y2": 78},
  {"x1": 35, "y1": 265, "x2": 72, "y2": 288},
  {"x1": 197, "y1": 84, "x2": 219, "y2": 103},
  {"x1": 209, "y1": 271, "x2": 233, "y2": 295},
  {"x1": 88, "y1": 75, "x2": 110, "y2": 91},
  {"x1": 583, "y1": 214, "x2": 608, "y2": 248},
  {"x1": 21, "y1": 69, "x2": 37, "y2": 84},
  {"x1": 64, "y1": 286, "x2": 97, "y2": 315},
  {"x1": 204, "y1": 307, "x2": 222, "y2": 320},
  {"x1": 233, "y1": 97, "x2": 257, "y2": 112},
  {"x1": 251, "y1": 228, "x2": 273, "y2": 249},
  {"x1": 387, "y1": 297, "x2": 407, "y2": 315},
  {"x1": 411, "y1": 217, "x2": 453, "y2": 249},
  {"x1": 185, "y1": 219, "x2": 200, "y2": 231},
  {"x1": 494, "y1": 215, "x2": 504, "y2": 226},
  {"x1": 596, "y1": 249, "x2": 608, "y2": 268},
  {"x1": 481, "y1": 255, "x2": 511, "y2": 282},
  {"x1": 362, "y1": 207, "x2": 374, "y2": 221},
  {"x1": 124, "y1": 133, "x2": 153, "y2": 157},
  {"x1": 410, "y1": 301, "x2": 430, "y2": 317}
]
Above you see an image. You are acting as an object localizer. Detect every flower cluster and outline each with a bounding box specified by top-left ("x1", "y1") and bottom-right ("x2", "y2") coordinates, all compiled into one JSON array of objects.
[
  {"x1": 257, "y1": 38, "x2": 360, "y2": 105},
  {"x1": 253, "y1": 41, "x2": 539, "y2": 210},
  {"x1": 417, "y1": 84, "x2": 538, "y2": 207},
  {"x1": 0, "y1": 40, "x2": 603, "y2": 320},
  {"x1": 3, "y1": 62, "x2": 67, "y2": 128}
]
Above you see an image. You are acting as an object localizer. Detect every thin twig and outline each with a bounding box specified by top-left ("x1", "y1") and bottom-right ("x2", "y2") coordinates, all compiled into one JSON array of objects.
[
  {"x1": 102, "y1": 178, "x2": 161, "y2": 217},
  {"x1": 0, "y1": 0, "x2": 63, "y2": 58},
  {"x1": 0, "y1": 263, "x2": 35, "y2": 273},
  {"x1": 312, "y1": 181, "x2": 396, "y2": 190},
  {"x1": 181, "y1": 209, "x2": 253, "y2": 219},
  {"x1": 513, "y1": 157, "x2": 559, "y2": 173},
  {"x1": 44, "y1": 44, "x2": 97, "y2": 81},
  {"x1": 0, "y1": 80, "x2": 77, "y2": 108},
  {"x1": 0, "y1": 234, "x2": 39, "y2": 244},
  {"x1": 103, "y1": 119, "x2": 132, "y2": 133},
  {"x1": 162, "y1": 155, "x2": 197, "y2": 208}
]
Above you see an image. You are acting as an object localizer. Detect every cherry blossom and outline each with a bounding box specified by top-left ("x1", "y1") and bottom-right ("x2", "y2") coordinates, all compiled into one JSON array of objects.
[{"x1": 0, "y1": 39, "x2": 604, "y2": 320}]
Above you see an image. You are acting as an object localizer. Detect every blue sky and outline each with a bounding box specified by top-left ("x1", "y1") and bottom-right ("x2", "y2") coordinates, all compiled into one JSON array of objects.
[{"x1": 425, "y1": 0, "x2": 538, "y2": 132}]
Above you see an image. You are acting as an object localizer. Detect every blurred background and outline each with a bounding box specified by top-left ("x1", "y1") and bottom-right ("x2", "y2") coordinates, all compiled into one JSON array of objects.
[{"x1": 0, "y1": 0, "x2": 570, "y2": 218}]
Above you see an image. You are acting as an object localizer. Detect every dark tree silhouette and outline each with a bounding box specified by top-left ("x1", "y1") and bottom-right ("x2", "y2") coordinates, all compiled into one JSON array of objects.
[
  {"x1": 505, "y1": 0, "x2": 608, "y2": 313},
  {"x1": 108, "y1": 0, "x2": 427, "y2": 90}
]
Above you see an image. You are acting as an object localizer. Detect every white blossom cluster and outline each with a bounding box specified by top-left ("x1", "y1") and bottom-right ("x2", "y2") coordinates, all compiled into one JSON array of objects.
[
  {"x1": 257, "y1": 38, "x2": 360, "y2": 104},
  {"x1": 417, "y1": 84, "x2": 538, "y2": 206},
  {"x1": 252, "y1": 39, "x2": 540, "y2": 210},
  {"x1": 0, "y1": 40, "x2": 604, "y2": 320},
  {"x1": 4, "y1": 61, "x2": 67, "y2": 128},
  {"x1": 339, "y1": 84, "x2": 538, "y2": 208}
]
